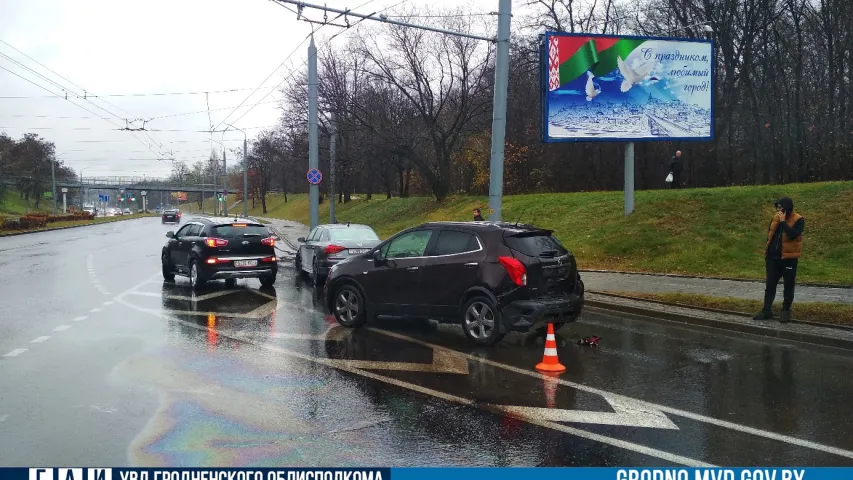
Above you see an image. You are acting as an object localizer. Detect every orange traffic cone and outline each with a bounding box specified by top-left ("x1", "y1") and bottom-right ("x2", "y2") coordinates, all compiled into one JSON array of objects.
[{"x1": 535, "y1": 323, "x2": 566, "y2": 373}]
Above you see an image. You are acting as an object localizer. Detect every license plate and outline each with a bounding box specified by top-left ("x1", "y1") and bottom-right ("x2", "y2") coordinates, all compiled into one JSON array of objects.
[
  {"x1": 234, "y1": 260, "x2": 258, "y2": 267},
  {"x1": 348, "y1": 249, "x2": 369, "y2": 254}
]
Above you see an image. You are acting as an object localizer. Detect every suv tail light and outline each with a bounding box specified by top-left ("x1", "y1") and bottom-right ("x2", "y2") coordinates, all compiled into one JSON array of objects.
[
  {"x1": 205, "y1": 238, "x2": 229, "y2": 247},
  {"x1": 261, "y1": 237, "x2": 276, "y2": 247},
  {"x1": 325, "y1": 245, "x2": 346, "y2": 255},
  {"x1": 498, "y1": 256, "x2": 527, "y2": 286},
  {"x1": 262, "y1": 255, "x2": 277, "y2": 263}
]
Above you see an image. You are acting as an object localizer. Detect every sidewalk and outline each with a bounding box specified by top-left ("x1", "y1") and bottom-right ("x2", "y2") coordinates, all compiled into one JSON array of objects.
[{"x1": 581, "y1": 271, "x2": 853, "y2": 305}]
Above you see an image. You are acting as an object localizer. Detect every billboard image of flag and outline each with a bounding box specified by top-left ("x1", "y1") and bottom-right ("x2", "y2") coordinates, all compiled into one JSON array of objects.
[{"x1": 540, "y1": 32, "x2": 714, "y2": 142}]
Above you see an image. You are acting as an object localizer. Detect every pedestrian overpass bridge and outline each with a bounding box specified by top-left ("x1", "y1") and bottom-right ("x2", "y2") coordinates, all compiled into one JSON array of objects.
[{"x1": 55, "y1": 176, "x2": 216, "y2": 194}]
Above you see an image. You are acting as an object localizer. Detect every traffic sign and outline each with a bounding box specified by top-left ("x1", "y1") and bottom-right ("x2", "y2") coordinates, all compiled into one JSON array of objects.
[
  {"x1": 141, "y1": 191, "x2": 147, "y2": 196},
  {"x1": 307, "y1": 168, "x2": 323, "y2": 185}
]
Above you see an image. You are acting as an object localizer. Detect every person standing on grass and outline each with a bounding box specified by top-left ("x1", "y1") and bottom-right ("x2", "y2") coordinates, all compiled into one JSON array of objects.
[
  {"x1": 668, "y1": 151, "x2": 684, "y2": 189},
  {"x1": 754, "y1": 197, "x2": 805, "y2": 323},
  {"x1": 473, "y1": 208, "x2": 484, "y2": 221}
]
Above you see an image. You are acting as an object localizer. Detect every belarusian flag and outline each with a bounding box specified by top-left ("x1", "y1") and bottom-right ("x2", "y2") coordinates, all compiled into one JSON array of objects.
[{"x1": 548, "y1": 35, "x2": 648, "y2": 91}]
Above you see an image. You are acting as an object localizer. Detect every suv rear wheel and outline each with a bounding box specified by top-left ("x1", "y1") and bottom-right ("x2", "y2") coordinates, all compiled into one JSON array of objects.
[
  {"x1": 333, "y1": 284, "x2": 367, "y2": 327},
  {"x1": 462, "y1": 296, "x2": 506, "y2": 345},
  {"x1": 260, "y1": 274, "x2": 276, "y2": 288}
]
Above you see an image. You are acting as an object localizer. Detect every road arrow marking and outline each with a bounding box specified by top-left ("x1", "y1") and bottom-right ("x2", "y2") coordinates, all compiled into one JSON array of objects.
[
  {"x1": 487, "y1": 395, "x2": 679, "y2": 430},
  {"x1": 326, "y1": 349, "x2": 469, "y2": 375}
]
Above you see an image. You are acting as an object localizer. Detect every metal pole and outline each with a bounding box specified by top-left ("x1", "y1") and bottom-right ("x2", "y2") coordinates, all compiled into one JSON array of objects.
[
  {"x1": 51, "y1": 159, "x2": 56, "y2": 215},
  {"x1": 487, "y1": 0, "x2": 511, "y2": 222},
  {"x1": 243, "y1": 136, "x2": 248, "y2": 218},
  {"x1": 223, "y1": 149, "x2": 228, "y2": 216},
  {"x1": 625, "y1": 142, "x2": 635, "y2": 215},
  {"x1": 308, "y1": 36, "x2": 319, "y2": 230},
  {"x1": 329, "y1": 115, "x2": 337, "y2": 224},
  {"x1": 212, "y1": 155, "x2": 217, "y2": 216}
]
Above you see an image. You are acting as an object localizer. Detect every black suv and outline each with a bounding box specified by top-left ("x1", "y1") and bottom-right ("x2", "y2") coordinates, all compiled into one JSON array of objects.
[
  {"x1": 162, "y1": 217, "x2": 278, "y2": 290},
  {"x1": 323, "y1": 221, "x2": 584, "y2": 345},
  {"x1": 162, "y1": 209, "x2": 181, "y2": 224}
]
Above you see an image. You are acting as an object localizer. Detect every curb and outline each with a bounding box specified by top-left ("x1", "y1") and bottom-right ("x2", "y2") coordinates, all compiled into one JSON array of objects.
[
  {"x1": 579, "y1": 268, "x2": 853, "y2": 289},
  {"x1": 0, "y1": 215, "x2": 156, "y2": 237},
  {"x1": 585, "y1": 297, "x2": 853, "y2": 351},
  {"x1": 588, "y1": 290, "x2": 853, "y2": 332}
]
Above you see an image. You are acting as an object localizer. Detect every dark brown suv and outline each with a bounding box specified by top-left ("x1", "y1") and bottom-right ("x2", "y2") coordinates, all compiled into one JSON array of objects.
[{"x1": 323, "y1": 221, "x2": 584, "y2": 345}]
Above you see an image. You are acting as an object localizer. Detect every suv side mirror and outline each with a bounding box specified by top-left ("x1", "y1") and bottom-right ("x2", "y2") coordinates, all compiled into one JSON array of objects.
[
  {"x1": 166, "y1": 231, "x2": 175, "y2": 238},
  {"x1": 297, "y1": 237, "x2": 306, "y2": 243}
]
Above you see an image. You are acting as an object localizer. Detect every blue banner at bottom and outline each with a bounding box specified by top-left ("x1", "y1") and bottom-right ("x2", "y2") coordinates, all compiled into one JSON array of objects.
[{"x1": 1, "y1": 467, "x2": 851, "y2": 480}]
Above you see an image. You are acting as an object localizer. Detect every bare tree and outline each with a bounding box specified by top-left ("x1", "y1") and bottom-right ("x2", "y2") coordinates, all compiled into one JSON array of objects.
[{"x1": 354, "y1": 11, "x2": 495, "y2": 200}]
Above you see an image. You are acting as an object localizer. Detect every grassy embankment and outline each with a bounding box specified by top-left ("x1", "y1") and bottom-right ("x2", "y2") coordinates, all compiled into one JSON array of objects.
[
  {"x1": 0, "y1": 188, "x2": 50, "y2": 218},
  {"x1": 0, "y1": 188, "x2": 156, "y2": 236},
  {"x1": 242, "y1": 181, "x2": 853, "y2": 286}
]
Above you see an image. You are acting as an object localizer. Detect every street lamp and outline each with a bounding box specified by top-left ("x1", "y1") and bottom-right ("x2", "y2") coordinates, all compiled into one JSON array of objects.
[{"x1": 224, "y1": 123, "x2": 248, "y2": 218}]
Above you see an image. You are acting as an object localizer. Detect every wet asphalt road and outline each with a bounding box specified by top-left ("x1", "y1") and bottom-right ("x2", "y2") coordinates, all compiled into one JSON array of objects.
[{"x1": 2, "y1": 217, "x2": 853, "y2": 467}]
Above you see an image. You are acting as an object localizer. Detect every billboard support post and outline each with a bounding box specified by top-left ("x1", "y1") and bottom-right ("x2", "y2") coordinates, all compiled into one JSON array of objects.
[{"x1": 624, "y1": 142, "x2": 634, "y2": 216}]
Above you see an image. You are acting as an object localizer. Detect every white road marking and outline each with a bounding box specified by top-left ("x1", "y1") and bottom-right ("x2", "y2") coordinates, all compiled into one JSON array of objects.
[
  {"x1": 90, "y1": 307, "x2": 102, "y2": 313},
  {"x1": 3, "y1": 349, "x2": 27, "y2": 358},
  {"x1": 114, "y1": 293, "x2": 708, "y2": 466},
  {"x1": 325, "y1": 348, "x2": 469, "y2": 375},
  {"x1": 371, "y1": 327, "x2": 853, "y2": 460},
  {"x1": 103, "y1": 301, "x2": 115, "y2": 306},
  {"x1": 115, "y1": 276, "x2": 853, "y2": 462},
  {"x1": 489, "y1": 395, "x2": 680, "y2": 430},
  {"x1": 72, "y1": 316, "x2": 88, "y2": 322},
  {"x1": 86, "y1": 254, "x2": 111, "y2": 295},
  {"x1": 126, "y1": 291, "x2": 161, "y2": 298},
  {"x1": 53, "y1": 325, "x2": 71, "y2": 332},
  {"x1": 91, "y1": 405, "x2": 117, "y2": 414},
  {"x1": 30, "y1": 336, "x2": 51, "y2": 343},
  {"x1": 0, "y1": 414, "x2": 8, "y2": 423}
]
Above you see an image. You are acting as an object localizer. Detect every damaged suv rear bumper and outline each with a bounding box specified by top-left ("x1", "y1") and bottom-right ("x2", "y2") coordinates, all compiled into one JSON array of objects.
[{"x1": 501, "y1": 279, "x2": 585, "y2": 332}]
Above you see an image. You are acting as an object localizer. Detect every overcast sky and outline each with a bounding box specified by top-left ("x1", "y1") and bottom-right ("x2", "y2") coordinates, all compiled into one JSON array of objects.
[{"x1": 0, "y1": 0, "x2": 501, "y2": 179}]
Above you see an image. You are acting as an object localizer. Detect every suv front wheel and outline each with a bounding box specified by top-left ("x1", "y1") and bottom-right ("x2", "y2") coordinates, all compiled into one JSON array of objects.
[{"x1": 462, "y1": 296, "x2": 506, "y2": 345}]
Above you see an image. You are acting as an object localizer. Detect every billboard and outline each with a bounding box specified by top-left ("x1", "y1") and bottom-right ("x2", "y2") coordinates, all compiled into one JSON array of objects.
[
  {"x1": 171, "y1": 192, "x2": 187, "y2": 201},
  {"x1": 540, "y1": 32, "x2": 714, "y2": 142}
]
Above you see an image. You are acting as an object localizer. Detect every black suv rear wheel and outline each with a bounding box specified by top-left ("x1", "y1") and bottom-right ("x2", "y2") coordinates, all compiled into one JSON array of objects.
[
  {"x1": 332, "y1": 284, "x2": 367, "y2": 327},
  {"x1": 462, "y1": 296, "x2": 506, "y2": 345}
]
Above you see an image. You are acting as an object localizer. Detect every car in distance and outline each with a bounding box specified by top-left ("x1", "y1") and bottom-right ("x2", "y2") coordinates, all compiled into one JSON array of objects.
[
  {"x1": 295, "y1": 223, "x2": 382, "y2": 287},
  {"x1": 323, "y1": 221, "x2": 584, "y2": 345},
  {"x1": 161, "y1": 217, "x2": 279, "y2": 290},
  {"x1": 162, "y1": 209, "x2": 181, "y2": 224}
]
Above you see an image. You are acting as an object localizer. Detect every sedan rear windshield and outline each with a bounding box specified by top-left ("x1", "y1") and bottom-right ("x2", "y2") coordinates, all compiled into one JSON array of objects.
[
  {"x1": 212, "y1": 225, "x2": 269, "y2": 238},
  {"x1": 329, "y1": 228, "x2": 379, "y2": 242},
  {"x1": 504, "y1": 233, "x2": 568, "y2": 257}
]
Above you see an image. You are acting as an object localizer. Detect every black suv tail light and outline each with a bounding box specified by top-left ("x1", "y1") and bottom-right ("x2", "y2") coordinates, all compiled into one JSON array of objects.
[{"x1": 498, "y1": 256, "x2": 527, "y2": 286}]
